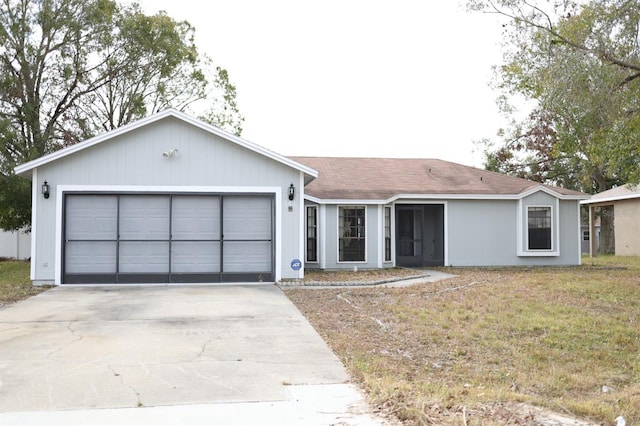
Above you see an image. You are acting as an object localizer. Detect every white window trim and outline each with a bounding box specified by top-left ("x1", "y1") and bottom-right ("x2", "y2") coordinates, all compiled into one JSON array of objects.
[
  {"x1": 319, "y1": 204, "x2": 327, "y2": 269},
  {"x1": 377, "y1": 206, "x2": 383, "y2": 268},
  {"x1": 517, "y1": 199, "x2": 560, "y2": 256},
  {"x1": 383, "y1": 206, "x2": 392, "y2": 263},
  {"x1": 336, "y1": 205, "x2": 367, "y2": 264},
  {"x1": 305, "y1": 205, "x2": 319, "y2": 264}
]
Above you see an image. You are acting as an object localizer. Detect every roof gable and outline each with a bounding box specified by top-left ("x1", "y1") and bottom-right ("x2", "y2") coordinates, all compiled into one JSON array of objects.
[
  {"x1": 15, "y1": 109, "x2": 318, "y2": 180},
  {"x1": 291, "y1": 157, "x2": 587, "y2": 201}
]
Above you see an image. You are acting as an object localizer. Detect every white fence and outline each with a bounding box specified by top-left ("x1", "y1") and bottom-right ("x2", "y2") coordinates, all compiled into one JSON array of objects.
[{"x1": 0, "y1": 230, "x2": 31, "y2": 260}]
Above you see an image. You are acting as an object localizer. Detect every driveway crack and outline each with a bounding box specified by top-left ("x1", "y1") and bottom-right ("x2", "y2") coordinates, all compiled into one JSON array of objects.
[
  {"x1": 108, "y1": 365, "x2": 143, "y2": 407},
  {"x1": 194, "y1": 337, "x2": 219, "y2": 361},
  {"x1": 46, "y1": 320, "x2": 83, "y2": 359}
]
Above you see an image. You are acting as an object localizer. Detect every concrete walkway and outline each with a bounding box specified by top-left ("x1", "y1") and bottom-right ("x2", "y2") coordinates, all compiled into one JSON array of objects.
[
  {"x1": 0, "y1": 285, "x2": 391, "y2": 425},
  {"x1": 280, "y1": 269, "x2": 457, "y2": 289}
]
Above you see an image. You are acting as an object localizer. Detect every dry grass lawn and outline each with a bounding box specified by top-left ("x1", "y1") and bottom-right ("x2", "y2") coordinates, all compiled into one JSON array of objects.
[
  {"x1": 0, "y1": 260, "x2": 46, "y2": 307},
  {"x1": 285, "y1": 257, "x2": 640, "y2": 425}
]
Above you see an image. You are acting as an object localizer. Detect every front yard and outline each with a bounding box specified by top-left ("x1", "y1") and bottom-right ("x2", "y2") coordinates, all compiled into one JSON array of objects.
[
  {"x1": 2, "y1": 257, "x2": 638, "y2": 424},
  {"x1": 285, "y1": 257, "x2": 640, "y2": 425}
]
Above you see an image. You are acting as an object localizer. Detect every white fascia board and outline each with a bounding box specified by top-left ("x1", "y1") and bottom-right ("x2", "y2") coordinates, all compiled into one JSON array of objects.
[
  {"x1": 15, "y1": 109, "x2": 318, "y2": 179},
  {"x1": 386, "y1": 193, "x2": 518, "y2": 202},
  {"x1": 518, "y1": 185, "x2": 589, "y2": 201},
  {"x1": 304, "y1": 197, "x2": 387, "y2": 205},
  {"x1": 558, "y1": 194, "x2": 592, "y2": 200},
  {"x1": 581, "y1": 193, "x2": 640, "y2": 205},
  {"x1": 303, "y1": 194, "x2": 323, "y2": 204},
  {"x1": 305, "y1": 192, "x2": 583, "y2": 205},
  {"x1": 304, "y1": 194, "x2": 521, "y2": 205},
  {"x1": 518, "y1": 185, "x2": 561, "y2": 199}
]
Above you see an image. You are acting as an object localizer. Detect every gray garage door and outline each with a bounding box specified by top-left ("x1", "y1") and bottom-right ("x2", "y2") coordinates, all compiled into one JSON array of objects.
[{"x1": 63, "y1": 194, "x2": 274, "y2": 284}]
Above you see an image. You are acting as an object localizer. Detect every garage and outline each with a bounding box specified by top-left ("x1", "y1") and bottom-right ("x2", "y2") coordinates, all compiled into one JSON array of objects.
[
  {"x1": 14, "y1": 110, "x2": 318, "y2": 285},
  {"x1": 63, "y1": 193, "x2": 274, "y2": 284}
]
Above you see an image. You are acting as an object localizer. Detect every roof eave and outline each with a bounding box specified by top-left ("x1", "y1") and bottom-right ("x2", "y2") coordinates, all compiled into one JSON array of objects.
[
  {"x1": 519, "y1": 184, "x2": 588, "y2": 200},
  {"x1": 581, "y1": 193, "x2": 640, "y2": 205},
  {"x1": 304, "y1": 190, "x2": 588, "y2": 204}
]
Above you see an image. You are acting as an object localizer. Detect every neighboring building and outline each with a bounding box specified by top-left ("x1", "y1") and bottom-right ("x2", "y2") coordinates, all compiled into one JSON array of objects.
[
  {"x1": 14, "y1": 109, "x2": 588, "y2": 286},
  {"x1": 580, "y1": 223, "x2": 600, "y2": 255},
  {"x1": 581, "y1": 185, "x2": 640, "y2": 256}
]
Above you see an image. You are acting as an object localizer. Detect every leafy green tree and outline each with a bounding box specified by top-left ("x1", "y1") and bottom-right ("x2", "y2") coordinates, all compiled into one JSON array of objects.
[
  {"x1": 469, "y1": 0, "x2": 640, "y2": 253},
  {"x1": 0, "y1": 0, "x2": 243, "y2": 231},
  {"x1": 470, "y1": 0, "x2": 640, "y2": 191}
]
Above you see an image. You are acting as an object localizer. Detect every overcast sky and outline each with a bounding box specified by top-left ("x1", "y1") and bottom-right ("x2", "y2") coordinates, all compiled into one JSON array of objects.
[{"x1": 133, "y1": 1, "x2": 507, "y2": 167}]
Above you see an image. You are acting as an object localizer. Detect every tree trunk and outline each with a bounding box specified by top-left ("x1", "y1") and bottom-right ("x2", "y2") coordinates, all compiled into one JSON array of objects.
[{"x1": 598, "y1": 205, "x2": 615, "y2": 255}]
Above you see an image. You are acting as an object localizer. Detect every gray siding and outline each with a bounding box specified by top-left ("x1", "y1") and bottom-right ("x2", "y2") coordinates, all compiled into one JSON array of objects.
[
  {"x1": 447, "y1": 200, "x2": 517, "y2": 266},
  {"x1": 311, "y1": 194, "x2": 581, "y2": 270},
  {"x1": 558, "y1": 200, "x2": 581, "y2": 264},
  {"x1": 448, "y1": 197, "x2": 581, "y2": 266},
  {"x1": 32, "y1": 117, "x2": 303, "y2": 283}
]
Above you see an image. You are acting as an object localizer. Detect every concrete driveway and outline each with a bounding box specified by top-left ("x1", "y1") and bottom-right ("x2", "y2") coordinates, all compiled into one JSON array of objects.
[{"x1": 0, "y1": 285, "x2": 388, "y2": 425}]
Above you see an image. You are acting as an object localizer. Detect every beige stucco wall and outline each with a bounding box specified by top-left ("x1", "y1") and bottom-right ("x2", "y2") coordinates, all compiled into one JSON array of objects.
[{"x1": 615, "y1": 199, "x2": 640, "y2": 256}]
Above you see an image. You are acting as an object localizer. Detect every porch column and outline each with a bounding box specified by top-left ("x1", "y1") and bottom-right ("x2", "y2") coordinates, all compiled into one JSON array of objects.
[{"x1": 589, "y1": 205, "x2": 597, "y2": 258}]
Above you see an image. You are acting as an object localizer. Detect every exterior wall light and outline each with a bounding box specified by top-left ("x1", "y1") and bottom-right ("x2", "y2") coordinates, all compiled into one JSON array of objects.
[
  {"x1": 162, "y1": 148, "x2": 179, "y2": 158},
  {"x1": 287, "y1": 184, "x2": 295, "y2": 212},
  {"x1": 42, "y1": 181, "x2": 50, "y2": 199}
]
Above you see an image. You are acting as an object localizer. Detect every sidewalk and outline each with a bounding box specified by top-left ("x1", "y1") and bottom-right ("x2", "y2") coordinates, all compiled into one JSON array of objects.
[{"x1": 0, "y1": 384, "x2": 390, "y2": 426}]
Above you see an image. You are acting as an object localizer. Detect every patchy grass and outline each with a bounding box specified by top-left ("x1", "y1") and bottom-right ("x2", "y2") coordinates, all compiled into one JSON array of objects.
[
  {"x1": 285, "y1": 257, "x2": 640, "y2": 425},
  {"x1": 0, "y1": 260, "x2": 48, "y2": 306}
]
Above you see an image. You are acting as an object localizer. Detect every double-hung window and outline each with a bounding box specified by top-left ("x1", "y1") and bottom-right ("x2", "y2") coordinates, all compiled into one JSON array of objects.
[
  {"x1": 384, "y1": 206, "x2": 391, "y2": 262},
  {"x1": 527, "y1": 206, "x2": 552, "y2": 250},
  {"x1": 306, "y1": 206, "x2": 318, "y2": 262},
  {"x1": 339, "y1": 206, "x2": 366, "y2": 261}
]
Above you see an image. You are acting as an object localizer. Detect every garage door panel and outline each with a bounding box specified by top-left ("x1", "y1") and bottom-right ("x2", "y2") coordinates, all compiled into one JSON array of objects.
[
  {"x1": 65, "y1": 241, "x2": 117, "y2": 274},
  {"x1": 65, "y1": 195, "x2": 117, "y2": 240},
  {"x1": 223, "y1": 196, "x2": 272, "y2": 240},
  {"x1": 223, "y1": 241, "x2": 271, "y2": 273},
  {"x1": 172, "y1": 196, "x2": 220, "y2": 240},
  {"x1": 119, "y1": 242, "x2": 170, "y2": 273},
  {"x1": 171, "y1": 242, "x2": 220, "y2": 273},
  {"x1": 120, "y1": 196, "x2": 170, "y2": 240}
]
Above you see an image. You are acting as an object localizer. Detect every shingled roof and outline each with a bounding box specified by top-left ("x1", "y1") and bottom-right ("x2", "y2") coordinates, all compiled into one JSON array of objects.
[
  {"x1": 291, "y1": 157, "x2": 586, "y2": 200},
  {"x1": 581, "y1": 184, "x2": 640, "y2": 205}
]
